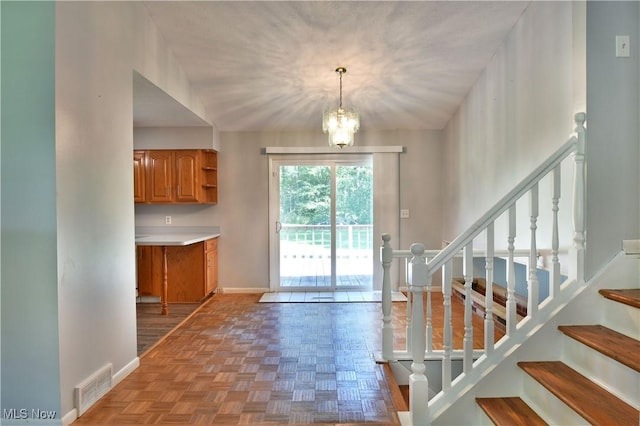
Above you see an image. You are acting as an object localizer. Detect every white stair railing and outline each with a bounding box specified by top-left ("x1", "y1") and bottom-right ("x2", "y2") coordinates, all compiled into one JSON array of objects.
[{"x1": 379, "y1": 113, "x2": 586, "y2": 424}]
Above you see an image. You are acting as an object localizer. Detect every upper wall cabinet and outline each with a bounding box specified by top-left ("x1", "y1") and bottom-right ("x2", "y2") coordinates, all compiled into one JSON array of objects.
[{"x1": 134, "y1": 149, "x2": 217, "y2": 204}]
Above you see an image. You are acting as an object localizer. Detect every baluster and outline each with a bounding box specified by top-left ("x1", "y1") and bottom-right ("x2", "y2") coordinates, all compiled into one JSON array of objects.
[
  {"x1": 408, "y1": 243, "x2": 430, "y2": 425},
  {"x1": 442, "y1": 259, "x2": 453, "y2": 391},
  {"x1": 572, "y1": 112, "x2": 586, "y2": 283},
  {"x1": 380, "y1": 234, "x2": 394, "y2": 361},
  {"x1": 528, "y1": 184, "x2": 539, "y2": 316},
  {"x1": 348, "y1": 225, "x2": 353, "y2": 250},
  {"x1": 551, "y1": 165, "x2": 561, "y2": 298},
  {"x1": 484, "y1": 222, "x2": 495, "y2": 353},
  {"x1": 506, "y1": 205, "x2": 517, "y2": 335},
  {"x1": 463, "y1": 242, "x2": 474, "y2": 373},
  {"x1": 426, "y1": 281, "x2": 433, "y2": 355},
  {"x1": 405, "y1": 258, "x2": 413, "y2": 353}
]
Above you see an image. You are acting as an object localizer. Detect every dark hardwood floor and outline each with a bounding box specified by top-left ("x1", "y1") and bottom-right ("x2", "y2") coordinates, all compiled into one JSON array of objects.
[
  {"x1": 75, "y1": 292, "x2": 498, "y2": 425},
  {"x1": 136, "y1": 302, "x2": 202, "y2": 355}
]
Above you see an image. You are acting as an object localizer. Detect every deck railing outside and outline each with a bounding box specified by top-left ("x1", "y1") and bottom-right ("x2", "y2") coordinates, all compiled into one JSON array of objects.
[{"x1": 280, "y1": 224, "x2": 373, "y2": 285}]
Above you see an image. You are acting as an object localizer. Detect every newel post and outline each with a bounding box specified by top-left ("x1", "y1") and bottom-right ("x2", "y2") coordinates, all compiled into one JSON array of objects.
[
  {"x1": 380, "y1": 234, "x2": 394, "y2": 361},
  {"x1": 571, "y1": 112, "x2": 586, "y2": 283},
  {"x1": 408, "y1": 243, "x2": 430, "y2": 425}
]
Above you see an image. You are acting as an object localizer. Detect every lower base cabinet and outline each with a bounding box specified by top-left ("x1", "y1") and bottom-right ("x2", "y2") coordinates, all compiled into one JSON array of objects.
[{"x1": 136, "y1": 237, "x2": 218, "y2": 302}]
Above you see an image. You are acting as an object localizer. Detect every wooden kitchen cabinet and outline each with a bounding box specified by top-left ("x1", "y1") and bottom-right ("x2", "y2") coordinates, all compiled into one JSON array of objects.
[
  {"x1": 200, "y1": 150, "x2": 218, "y2": 204},
  {"x1": 147, "y1": 150, "x2": 174, "y2": 203},
  {"x1": 133, "y1": 149, "x2": 217, "y2": 204},
  {"x1": 205, "y1": 238, "x2": 218, "y2": 295},
  {"x1": 174, "y1": 150, "x2": 200, "y2": 202},
  {"x1": 136, "y1": 245, "x2": 155, "y2": 296},
  {"x1": 133, "y1": 151, "x2": 146, "y2": 203},
  {"x1": 136, "y1": 237, "x2": 219, "y2": 303}
]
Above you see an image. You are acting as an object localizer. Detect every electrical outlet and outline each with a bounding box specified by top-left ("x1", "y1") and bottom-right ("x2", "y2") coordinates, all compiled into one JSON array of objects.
[
  {"x1": 400, "y1": 209, "x2": 410, "y2": 219},
  {"x1": 165, "y1": 216, "x2": 172, "y2": 225}
]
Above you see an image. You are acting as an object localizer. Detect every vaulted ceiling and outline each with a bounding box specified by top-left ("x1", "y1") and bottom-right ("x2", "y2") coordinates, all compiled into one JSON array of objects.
[{"x1": 135, "y1": 1, "x2": 530, "y2": 131}]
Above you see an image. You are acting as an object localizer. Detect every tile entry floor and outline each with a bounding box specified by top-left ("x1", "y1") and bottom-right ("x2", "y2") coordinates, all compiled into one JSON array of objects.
[{"x1": 258, "y1": 291, "x2": 407, "y2": 303}]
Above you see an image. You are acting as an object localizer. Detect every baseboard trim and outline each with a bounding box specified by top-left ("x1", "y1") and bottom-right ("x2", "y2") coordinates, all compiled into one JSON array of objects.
[
  {"x1": 623, "y1": 239, "x2": 640, "y2": 255},
  {"x1": 61, "y1": 408, "x2": 78, "y2": 426},
  {"x1": 113, "y1": 357, "x2": 140, "y2": 386},
  {"x1": 220, "y1": 287, "x2": 268, "y2": 294}
]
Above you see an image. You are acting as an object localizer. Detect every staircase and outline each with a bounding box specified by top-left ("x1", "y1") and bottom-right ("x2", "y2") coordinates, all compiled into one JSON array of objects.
[
  {"x1": 475, "y1": 271, "x2": 640, "y2": 425},
  {"x1": 379, "y1": 115, "x2": 640, "y2": 424}
]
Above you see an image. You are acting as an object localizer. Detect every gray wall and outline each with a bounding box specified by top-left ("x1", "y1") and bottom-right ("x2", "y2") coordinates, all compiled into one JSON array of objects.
[
  {"x1": 585, "y1": 1, "x2": 640, "y2": 278},
  {"x1": 1, "y1": 2, "x2": 62, "y2": 415}
]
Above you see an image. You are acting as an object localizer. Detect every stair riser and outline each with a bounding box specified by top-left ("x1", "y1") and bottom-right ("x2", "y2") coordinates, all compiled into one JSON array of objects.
[
  {"x1": 562, "y1": 332, "x2": 640, "y2": 408},
  {"x1": 602, "y1": 299, "x2": 640, "y2": 340},
  {"x1": 521, "y1": 373, "x2": 588, "y2": 425}
]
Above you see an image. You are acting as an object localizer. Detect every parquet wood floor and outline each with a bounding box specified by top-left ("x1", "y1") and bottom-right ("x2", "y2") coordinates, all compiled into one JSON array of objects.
[{"x1": 74, "y1": 292, "x2": 500, "y2": 425}]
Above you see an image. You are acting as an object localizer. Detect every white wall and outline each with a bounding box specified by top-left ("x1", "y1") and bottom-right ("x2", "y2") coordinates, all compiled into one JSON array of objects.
[
  {"x1": 585, "y1": 1, "x2": 640, "y2": 278},
  {"x1": 442, "y1": 2, "x2": 582, "y2": 252},
  {"x1": 215, "y1": 129, "x2": 442, "y2": 290},
  {"x1": 55, "y1": 2, "x2": 213, "y2": 420},
  {"x1": 443, "y1": 1, "x2": 639, "y2": 281},
  {"x1": 1, "y1": 2, "x2": 62, "y2": 416}
]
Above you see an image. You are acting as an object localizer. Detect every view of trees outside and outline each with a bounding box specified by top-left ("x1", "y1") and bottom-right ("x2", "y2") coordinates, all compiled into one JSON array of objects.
[
  {"x1": 279, "y1": 164, "x2": 373, "y2": 250},
  {"x1": 279, "y1": 165, "x2": 372, "y2": 225}
]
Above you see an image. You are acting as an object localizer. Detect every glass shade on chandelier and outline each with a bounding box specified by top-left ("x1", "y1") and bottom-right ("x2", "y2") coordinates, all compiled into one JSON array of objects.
[
  {"x1": 323, "y1": 107, "x2": 360, "y2": 148},
  {"x1": 323, "y1": 67, "x2": 359, "y2": 148}
]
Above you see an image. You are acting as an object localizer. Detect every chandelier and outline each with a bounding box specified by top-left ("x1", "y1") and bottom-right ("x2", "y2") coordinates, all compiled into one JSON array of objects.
[{"x1": 322, "y1": 67, "x2": 360, "y2": 148}]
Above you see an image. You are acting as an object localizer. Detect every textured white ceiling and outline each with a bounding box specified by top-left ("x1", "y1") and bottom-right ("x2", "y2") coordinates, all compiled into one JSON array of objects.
[{"x1": 139, "y1": 1, "x2": 530, "y2": 131}]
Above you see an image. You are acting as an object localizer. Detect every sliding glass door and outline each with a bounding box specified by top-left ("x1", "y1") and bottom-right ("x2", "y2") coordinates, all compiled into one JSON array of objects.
[{"x1": 269, "y1": 157, "x2": 373, "y2": 291}]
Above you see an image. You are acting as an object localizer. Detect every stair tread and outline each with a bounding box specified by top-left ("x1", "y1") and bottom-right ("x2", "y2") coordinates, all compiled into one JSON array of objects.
[
  {"x1": 599, "y1": 288, "x2": 640, "y2": 309},
  {"x1": 476, "y1": 397, "x2": 548, "y2": 426},
  {"x1": 518, "y1": 361, "x2": 639, "y2": 425},
  {"x1": 558, "y1": 324, "x2": 640, "y2": 372}
]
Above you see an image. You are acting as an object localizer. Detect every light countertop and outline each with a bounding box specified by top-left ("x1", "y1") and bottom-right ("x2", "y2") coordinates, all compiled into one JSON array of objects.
[{"x1": 135, "y1": 226, "x2": 220, "y2": 246}]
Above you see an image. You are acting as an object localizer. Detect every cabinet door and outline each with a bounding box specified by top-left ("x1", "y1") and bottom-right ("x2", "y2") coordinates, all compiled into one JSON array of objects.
[
  {"x1": 174, "y1": 150, "x2": 199, "y2": 203},
  {"x1": 147, "y1": 151, "x2": 173, "y2": 203},
  {"x1": 133, "y1": 151, "x2": 146, "y2": 203},
  {"x1": 205, "y1": 238, "x2": 218, "y2": 295},
  {"x1": 166, "y1": 243, "x2": 205, "y2": 302},
  {"x1": 136, "y1": 246, "x2": 154, "y2": 296}
]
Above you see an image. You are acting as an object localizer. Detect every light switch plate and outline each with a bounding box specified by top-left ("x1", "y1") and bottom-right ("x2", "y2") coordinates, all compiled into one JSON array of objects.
[
  {"x1": 400, "y1": 209, "x2": 410, "y2": 219},
  {"x1": 616, "y1": 35, "x2": 630, "y2": 57}
]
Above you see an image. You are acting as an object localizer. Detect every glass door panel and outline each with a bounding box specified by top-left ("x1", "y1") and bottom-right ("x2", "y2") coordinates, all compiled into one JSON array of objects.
[
  {"x1": 336, "y1": 165, "x2": 373, "y2": 288},
  {"x1": 279, "y1": 165, "x2": 332, "y2": 289}
]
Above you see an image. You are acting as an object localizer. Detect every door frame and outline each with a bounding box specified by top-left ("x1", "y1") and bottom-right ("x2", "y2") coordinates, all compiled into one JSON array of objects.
[{"x1": 268, "y1": 154, "x2": 372, "y2": 292}]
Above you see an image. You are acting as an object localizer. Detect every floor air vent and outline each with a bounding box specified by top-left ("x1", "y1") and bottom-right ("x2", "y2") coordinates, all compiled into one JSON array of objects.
[{"x1": 75, "y1": 363, "x2": 112, "y2": 416}]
